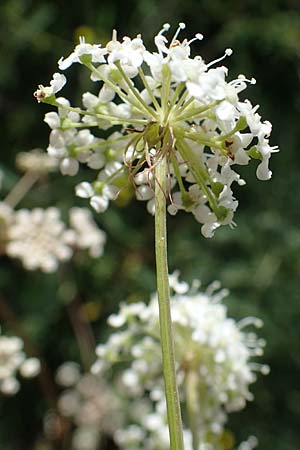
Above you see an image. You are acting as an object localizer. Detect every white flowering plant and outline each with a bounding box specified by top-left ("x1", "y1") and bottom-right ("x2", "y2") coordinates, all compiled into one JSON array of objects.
[
  {"x1": 0, "y1": 151, "x2": 106, "y2": 272},
  {"x1": 35, "y1": 23, "x2": 278, "y2": 237},
  {"x1": 91, "y1": 276, "x2": 267, "y2": 450},
  {"x1": 0, "y1": 327, "x2": 40, "y2": 396},
  {"x1": 45, "y1": 362, "x2": 121, "y2": 450},
  {"x1": 33, "y1": 22, "x2": 278, "y2": 450}
]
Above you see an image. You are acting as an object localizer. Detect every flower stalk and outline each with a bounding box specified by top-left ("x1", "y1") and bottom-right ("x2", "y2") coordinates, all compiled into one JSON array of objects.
[
  {"x1": 3, "y1": 171, "x2": 40, "y2": 208},
  {"x1": 155, "y1": 154, "x2": 184, "y2": 450}
]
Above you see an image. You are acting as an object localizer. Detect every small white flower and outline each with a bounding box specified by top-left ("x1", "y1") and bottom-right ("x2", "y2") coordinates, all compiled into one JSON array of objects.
[
  {"x1": 56, "y1": 362, "x2": 81, "y2": 387},
  {"x1": 69, "y1": 207, "x2": 106, "y2": 257},
  {"x1": 6, "y1": 207, "x2": 73, "y2": 272},
  {"x1": 215, "y1": 101, "x2": 236, "y2": 121},
  {"x1": 1, "y1": 377, "x2": 20, "y2": 395},
  {"x1": 107, "y1": 35, "x2": 145, "y2": 68},
  {"x1": 44, "y1": 111, "x2": 61, "y2": 129},
  {"x1": 90, "y1": 195, "x2": 109, "y2": 213},
  {"x1": 0, "y1": 330, "x2": 40, "y2": 396},
  {"x1": 135, "y1": 185, "x2": 153, "y2": 201},
  {"x1": 34, "y1": 73, "x2": 66, "y2": 102},
  {"x1": 60, "y1": 157, "x2": 80, "y2": 176},
  {"x1": 58, "y1": 36, "x2": 107, "y2": 70},
  {"x1": 54, "y1": 363, "x2": 120, "y2": 449},
  {"x1": 19, "y1": 358, "x2": 41, "y2": 378},
  {"x1": 76, "y1": 182, "x2": 95, "y2": 198}
]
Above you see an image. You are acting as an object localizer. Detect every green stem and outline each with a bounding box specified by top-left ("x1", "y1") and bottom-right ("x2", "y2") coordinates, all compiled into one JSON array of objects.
[
  {"x1": 170, "y1": 153, "x2": 189, "y2": 202},
  {"x1": 87, "y1": 63, "x2": 133, "y2": 107},
  {"x1": 155, "y1": 156, "x2": 184, "y2": 450},
  {"x1": 115, "y1": 61, "x2": 157, "y2": 119},
  {"x1": 75, "y1": 134, "x2": 133, "y2": 154},
  {"x1": 169, "y1": 83, "x2": 185, "y2": 110},
  {"x1": 138, "y1": 66, "x2": 162, "y2": 113},
  {"x1": 175, "y1": 101, "x2": 219, "y2": 123},
  {"x1": 173, "y1": 88, "x2": 190, "y2": 111},
  {"x1": 161, "y1": 64, "x2": 172, "y2": 124},
  {"x1": 175, "y1": 138, "x2": 218, "y2": 213},
  {"x1": 56, "y1": 102, "x2": 148, "y2": 127},
  {"x1": 175, "y1": 95, "x2": 194, "y2": 115}
]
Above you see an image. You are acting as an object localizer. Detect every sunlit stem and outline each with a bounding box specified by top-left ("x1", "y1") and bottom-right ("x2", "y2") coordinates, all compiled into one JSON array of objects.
[
  {"x1": 75, "y1": 134, "x2": 134, "y2": 154},
  {"x1": 56, "y1": 102, "x2": 148, "y2": 126},
  {"x1": 161, "y1": 64, "x2": 172, "y2": 124},
  {"x1": 138, "y1": 67, "x2": 162, "y2": 113},
  {"x1": 175, "y1": 101, "x2": 220, "y2": 123},
  {"x1": 169, "y1": 83, "x2": 185, "y2": 110},
  {"x1": 164, "y1": 83, "x2": 186, "y2": 124},
  {"x1": 175, "y1": 96, "x2": 194, "y2": 116},
  {"x1": 86, "y1": 63, "x2": 142, "y2": 112},
  {"x1": 155, "y1": 153, "x2": 185, "y2": 450},
  {"x1": 175, "y1": 138, "x2": 218, "y2": 212},
  {"x1": 183, "y1": 130, "x2": 223, "y2": 150},
  {"x1": 115, "y1": 61, "x2": 158, "y2": 119},
  {"x1": 4, "y1": 171, "x2": 40, "y2": 208},
  {"x1": 174, "y1": 88, "x2": 190, "y2": 111},
  {"x1": 54, "y1": 101, "x2": 95, "y2": 117},
  {"x1": 170, "y1": 153, "x2": 189, "y2": 202}
]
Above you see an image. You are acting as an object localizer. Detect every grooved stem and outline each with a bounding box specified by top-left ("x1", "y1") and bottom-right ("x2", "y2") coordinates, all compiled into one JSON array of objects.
[{"x1": 155, "y1": 156, "x2": 184, "y2": 450}]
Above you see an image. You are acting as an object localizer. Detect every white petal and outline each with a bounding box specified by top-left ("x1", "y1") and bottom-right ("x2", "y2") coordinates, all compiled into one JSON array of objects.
[
  {"x1": 60, "y1": 158, "x2": 79, "y2": 176},
  {"x1": 215, "y1": 101, "x2": 236, "y2": 121},
  {"x1": 256, "y1": 159, "x2": 272, "y2": 180},
  {"x1": 50, "y1": 73, "x2": 67, "y2": 93},
  {"x1": 44, "y1": 112, "x2": 60, "y2": 129},
  {"x1": 20, "y1": 358, "x2": 41, "y2": 378},
  {"x1": 58, "y1": 53, "x2": 78, "y2": 70},
  {"x1": 75, "y1": 182, "x2": 94, "y2": 198},
  {"x1": 90, "y1": 195, "x2": 109, "y2": 213}
]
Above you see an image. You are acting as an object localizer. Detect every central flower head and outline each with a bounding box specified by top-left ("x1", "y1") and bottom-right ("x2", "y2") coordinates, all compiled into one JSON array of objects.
[{"x1": 35, "y1": 23, "x2": 278, "y2": 237}]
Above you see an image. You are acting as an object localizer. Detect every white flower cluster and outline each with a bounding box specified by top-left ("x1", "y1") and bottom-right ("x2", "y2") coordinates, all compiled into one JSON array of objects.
[
  {"x1": 69, "y1": 207, "x2": 106, "y2": 258},
  {"x1": 16, "y1": 148, "x2": 58, "y2": 174},
  {"x1": 51, "y1": 362, "x2": 120, "y2": 450},
  {"x1": 5, "y1": 207, "x2": 74, "y2": 272},
  {"x1": 0, "y1": 202, "x2": 106, "y2": 272},
  {"x1": 36, "y1": 23, "x2": 278, "y2": 237},
  {"x1": 0, "y1": 327, "x2": 40, "y2": 395},
  {"x1": 92, "y1": 275, "x2": 268, "y2": 450}
]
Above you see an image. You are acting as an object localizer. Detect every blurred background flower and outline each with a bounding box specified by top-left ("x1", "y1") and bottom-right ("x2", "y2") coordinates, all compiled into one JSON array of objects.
[{"x1": 92, "y1": 278, "x2": 268, "y2": 450}]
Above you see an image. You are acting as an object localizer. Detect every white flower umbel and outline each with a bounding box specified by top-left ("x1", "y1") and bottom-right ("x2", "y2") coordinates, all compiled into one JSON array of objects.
[
  {"x1": 5, "y1": 207, "x2": 74, "y2": 272},
  {"x1": 0, "y1": 167, "x2": 107, "y2": 271},
  {"x1": 36, "y1": 23, "x2": 278, "y2": 238},
  {"x1": 1, "y1": 192, "x2": 107, "y2": 271},
  {"x1": 16, "y1": 148, "x2": 58, "y2": 174},
  {"x1": 0, "y1": 327, "x2": 40, "y2": 395},
  {"x1": 51, "y1": 362, "x2": 121, "y2": 450},
  {"x1": 69, "y1": 207, "x2": 106, "y2": 257},
  {"x1": 92, "y1": 276, "x2": 268, "y2": 450}
]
